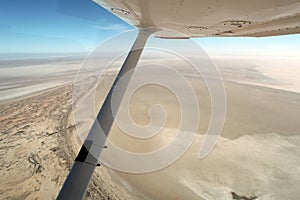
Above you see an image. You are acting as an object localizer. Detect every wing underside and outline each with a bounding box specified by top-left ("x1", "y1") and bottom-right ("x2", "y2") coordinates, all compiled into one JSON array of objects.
[{"x1": 94, "y1": 0, "x2": 300, "y2": 38}]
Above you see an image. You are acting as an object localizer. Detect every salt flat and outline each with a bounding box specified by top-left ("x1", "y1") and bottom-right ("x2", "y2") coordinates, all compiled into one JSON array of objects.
[
  {"x1": 0, "y1": 55, "x2": 299, "y2": 199},
  {"x1": 99, "y1": 56, "x2": 300, "y2": 200}
]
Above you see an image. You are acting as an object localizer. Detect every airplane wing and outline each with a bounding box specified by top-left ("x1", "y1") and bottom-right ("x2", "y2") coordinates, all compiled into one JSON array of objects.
[{"x1": 94, "y1": 0, "x2": 300, "y2": 37}]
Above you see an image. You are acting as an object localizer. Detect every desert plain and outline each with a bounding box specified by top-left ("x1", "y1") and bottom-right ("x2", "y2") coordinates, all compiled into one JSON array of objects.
[{"x1": 0, "y1": 54, "x2": 299, "y2": 200}]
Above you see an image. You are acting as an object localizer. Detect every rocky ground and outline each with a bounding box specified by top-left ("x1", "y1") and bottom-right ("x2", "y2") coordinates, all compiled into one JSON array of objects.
[{"x1": 0, "y1": 85, "x2": 131, "y2": 200}]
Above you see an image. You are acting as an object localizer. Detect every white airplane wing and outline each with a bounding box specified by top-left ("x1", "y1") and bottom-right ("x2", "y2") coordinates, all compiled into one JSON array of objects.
[{"x1": 94, "y1": 0, "x2": 300, "y2": 37}]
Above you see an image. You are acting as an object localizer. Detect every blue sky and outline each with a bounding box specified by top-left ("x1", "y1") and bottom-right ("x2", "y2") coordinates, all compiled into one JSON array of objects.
[
  {"x1": 0, "y1": 0, "x2": 132, "y2": 54},
  {"x1": 0, "y1": 0, "x2": 299, "y2": 56}
]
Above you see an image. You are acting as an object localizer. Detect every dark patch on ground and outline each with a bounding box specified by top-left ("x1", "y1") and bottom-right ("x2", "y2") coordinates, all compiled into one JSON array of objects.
[{"x1": 231, "y1": 192, "x2": 257, "y2": 200}]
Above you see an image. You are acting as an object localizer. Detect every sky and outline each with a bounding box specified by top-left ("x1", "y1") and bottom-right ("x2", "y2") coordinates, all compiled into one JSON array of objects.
[
  {"x1": 0, "y1": 0, "x2": 300, "y2": 57},
  {"x1": 0, "y1": 0, "x2": 133, "y2": 54}
]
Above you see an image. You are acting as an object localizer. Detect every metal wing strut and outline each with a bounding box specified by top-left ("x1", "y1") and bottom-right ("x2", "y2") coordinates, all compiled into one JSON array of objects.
[{"x1": 57, "y1": 28, "x2": 155, "y2": 200}]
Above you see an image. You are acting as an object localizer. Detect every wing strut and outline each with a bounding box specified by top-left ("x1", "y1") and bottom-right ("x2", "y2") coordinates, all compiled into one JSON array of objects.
[{"x1": 57, "y1": 28, "x2": 155, "y2": 200}]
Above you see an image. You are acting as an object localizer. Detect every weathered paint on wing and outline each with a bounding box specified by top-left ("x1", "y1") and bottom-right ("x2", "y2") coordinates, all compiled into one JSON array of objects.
[{"x1": 94, "y1": 0, "x2": 300, "y2": 37}]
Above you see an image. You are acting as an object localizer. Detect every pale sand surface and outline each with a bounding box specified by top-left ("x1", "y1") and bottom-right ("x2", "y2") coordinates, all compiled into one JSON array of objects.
[
  {"x1": 0, "y1": 56, "x2": 86, "y2": 102},
  {"x1": 101, "y1": 73, "x2": 300, "y2": 200},
  {"x1": 212, "y1": 56, "x2": 300, "y2": 93},
  {"x1": 0, "y1": 56, "x2": 299, "y2": 199}
]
